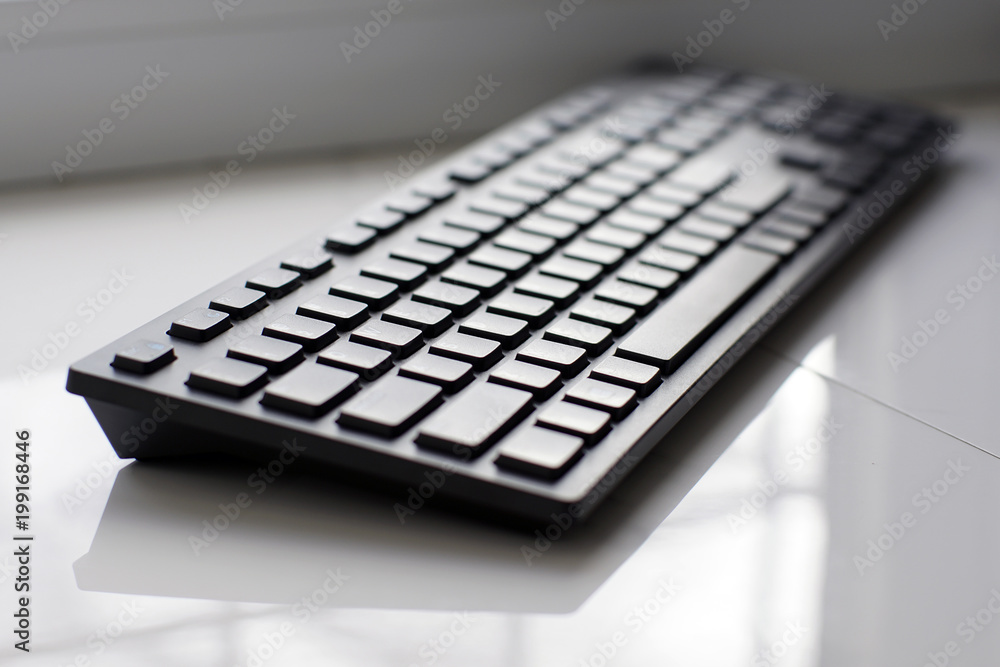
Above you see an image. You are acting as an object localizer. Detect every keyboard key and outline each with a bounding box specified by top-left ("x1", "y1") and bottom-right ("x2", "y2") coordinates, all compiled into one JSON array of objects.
[
  {"x1": 444, "y1": 210, "x2": 506, "y2": 235},
  {"x1": 695, "y1": 201, "x2": 755, "y2": 227},
  {"x1": 418, "y1": 225, "x2": 481, "y2": 253},
  {"x1": 544, "y1": 317, "x2": 613, "y2": 355},
  {"x1": 411, "y1": 178, "x2": 458, "y2": 201},
  {"x1": 540, "y1": 199, "x2": 602, "y2": 225},
  {"x1": 717, "y1": 172, "x2": 791, "y2": 213},
  {"x1": 494, "y1": 428, "x2": 585, "y2": 480},
  {"x1": 385, "y1": 192, "x2": 434, "y2": 217},
  {"x1": 486, "y1": 291, "x2": 555, "y2": 328},
  {"x1": 412, "y1": 280, "x2": 480, "y2": 316},
  {"x1": 441, "y1": 263, "x2": 507, "y2": 297},
  {"x1": 350, "y1": 320, "x2": 423, "y2": 358},
  {"x1": 657, "y1": 229, "x2": 718, "y2": 257},
  {"x1": 260, "y1": 364, "x2": 359, "y2": 417},
  {"x1": 740, "y1": 231, "x2": 798, "y2": 257},
  {"x1": 570, "y1": 298, "x2": 637, "y2": 335},
  {"x1": 616, "y1": 261, "x2": 680, "y2": 293},
  {"x1": 517, "y1": 167, "x2": 573, "y2": 193},
  {"x1": 449, "y1": 159, "x2": 492, "y2": 183},
  {"x1": 210, "y1": 287, "x2": 268, "y2": 320},
  {"x1": 639, "y1": 246, "x2": 700, "y2": 274},
  {"x1": 468, "y1": 246, "x2": 533, "y2": 276},
  {"x1": 759, "y1": 218, "x2": 815, "y2": 241},
  {"x1": 589, "y1": 356, "x2": 661, "y2": 396},
  {"x1": 381, "y1": 300, "x2": 453, "y2": 336},
  {"x1": 111, "y1": 339, "x2": 176, "y2": 374},
  {"x1": 262, "y1": 314, "x2": 338, "y2": 352},
  {"x1": 677, "y1": 216, "x2": 738, "y2": 242},
  {"x1": 513, "y1": 273, "x2": 580, "y2": 308},
  {"x1": 584, "y1": 172, "x2": 641, "y2": 198},
  {"x1": 516, "y1": 339, "x2": 588, "y2": 377},
  {"x1": 459, "y1": 312, "x2": 530, "y2": 349},
  {"x1": 280, "y1": 253, "x2": 334, "y2": 279},
  {"x1": 646, "y1": 181, "x2": 703, "y2": 207},
  {"x1": 516, "y1": 214, "x2": 579, "y2": 241},
  {"x1": 791, "y1": 184, "x2": 849, "y2": 215},
  {"x1": 325, "y1": 225, "x2": 377, "y2": 253},
  {"x1": 627, "y1": 196, "x2": 685, "y2": 222},
  {"x1": 228, "y1": 335, "x2": 304, "y2": 374},
  {"x1": 607, "y1": 161, "x2": 658, "y2": 185},
  {"x1": 469, "y1": 197, "x2": 529, "y2": 221},
  {"x1": 329, "y1": 275, "x2": 399, "y2": 310},
  {"x1": 624, "y1": 144, "x2": 683, "y2": 172},
  {"x1": 772, "y1": 202, "x2": 828, "y2": 228},
  {"x1": 617, "y1": 245, "x2": 779, "y2": 371},
  {"x1": 429, "y1": 332, "x2": 503, "y2": 370},
  {"x1": 562, "y1": 186, "x2": 620, "y2": 212},
  {"x1": 606, "y1": 209, "x2": 667, "y2": 235},
  {"x1": 360, "y1": 258, "x2": 428, "y2": 291},
  {"x1": 356, "y1": 208, "x2": 406, "y2": 234},
  {"x1": 337, "y1": 375, "x2": 442, "y2": 437},
  {"x1": 246, "y1": 268, "x2": 302, "y2": 299},
  {"x1": 187, "y1": 357, "x2": 268, "y2": 398},
  {"x1": 536, "y1": 402, "x2": 611, "y2": 445},
  {"x1": 492, "y1": 182, "x2": 550, "y2": 206},
  {"x1": 564, "y1": 378, "x2": 637, "y2": 420},
  {"x1": 318, "y1": 339, "x2": 393, "y2": 380},
  {"x1": 493, "y1": 229, "x2": 557, "y2": 258},
  {"x1": 488, "y1": 360, "x2": 562, "y2": 400},
  {"x1": 593, "y1": 279, "x2": 659, "y2": 313},
  {"x1": 297, "y1": 295, "x2": 369, "y2": 330},
  {"x1": 538, "y1": 256, "x2": 603, "y2": 288},
  {"x1": 585, "y1": 224, "x2": 646, "y2": 251},
  {"x1": 562, "y1": 239, "x2": 626, "y2": 268},
  {"x1": 169, "y1": 308, "x2": 231, "y2": 342},
  {"x1": 667, "y1": 158, "x2": 732, "y2": 193},
  {"x1": 398, "y1": 353, "x2": 474, "y2": 393},
  {"x1": 416, "y1": 382, "x2": 533, "y2": 457},
  {"x1": 390, "y1": 242, "x2": 455, "y2": 272}
]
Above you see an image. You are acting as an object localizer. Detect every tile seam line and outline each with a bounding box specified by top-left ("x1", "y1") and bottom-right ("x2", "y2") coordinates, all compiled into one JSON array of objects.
[{"x1": 758, "y1": 345, "x2": 1000, "y2": 462}]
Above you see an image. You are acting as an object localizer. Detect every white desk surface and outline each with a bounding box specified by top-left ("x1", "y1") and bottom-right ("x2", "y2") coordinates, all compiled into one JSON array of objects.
[{"x1": 1, "y1": 91, "x2": 999, "y2": 667}]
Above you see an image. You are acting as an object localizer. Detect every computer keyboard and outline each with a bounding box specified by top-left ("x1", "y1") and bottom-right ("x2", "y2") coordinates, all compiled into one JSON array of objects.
[{"x1": 67, "y1": 66, "x2": 948, "y2": 523}]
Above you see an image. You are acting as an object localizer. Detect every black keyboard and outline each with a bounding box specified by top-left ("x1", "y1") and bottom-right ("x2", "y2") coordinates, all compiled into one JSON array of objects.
[{"x1": 67, "y1": 66, "x2": 948, "y2": 523}]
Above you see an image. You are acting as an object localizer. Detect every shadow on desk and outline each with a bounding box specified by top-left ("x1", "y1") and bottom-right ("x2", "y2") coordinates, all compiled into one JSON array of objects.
[{"x1": 74, "y1": 350, "x2": 795, "y2": 613}]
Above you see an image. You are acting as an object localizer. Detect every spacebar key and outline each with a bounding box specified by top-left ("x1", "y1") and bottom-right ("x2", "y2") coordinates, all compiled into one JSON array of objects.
[{"x1": 616, "y1": 245, "x2": 779, "y2": 372}]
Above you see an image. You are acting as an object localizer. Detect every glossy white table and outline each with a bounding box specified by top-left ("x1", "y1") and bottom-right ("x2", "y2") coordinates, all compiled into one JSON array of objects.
[{"x1": 1, "y1": 92, "x2": 998, "y2": 667}]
